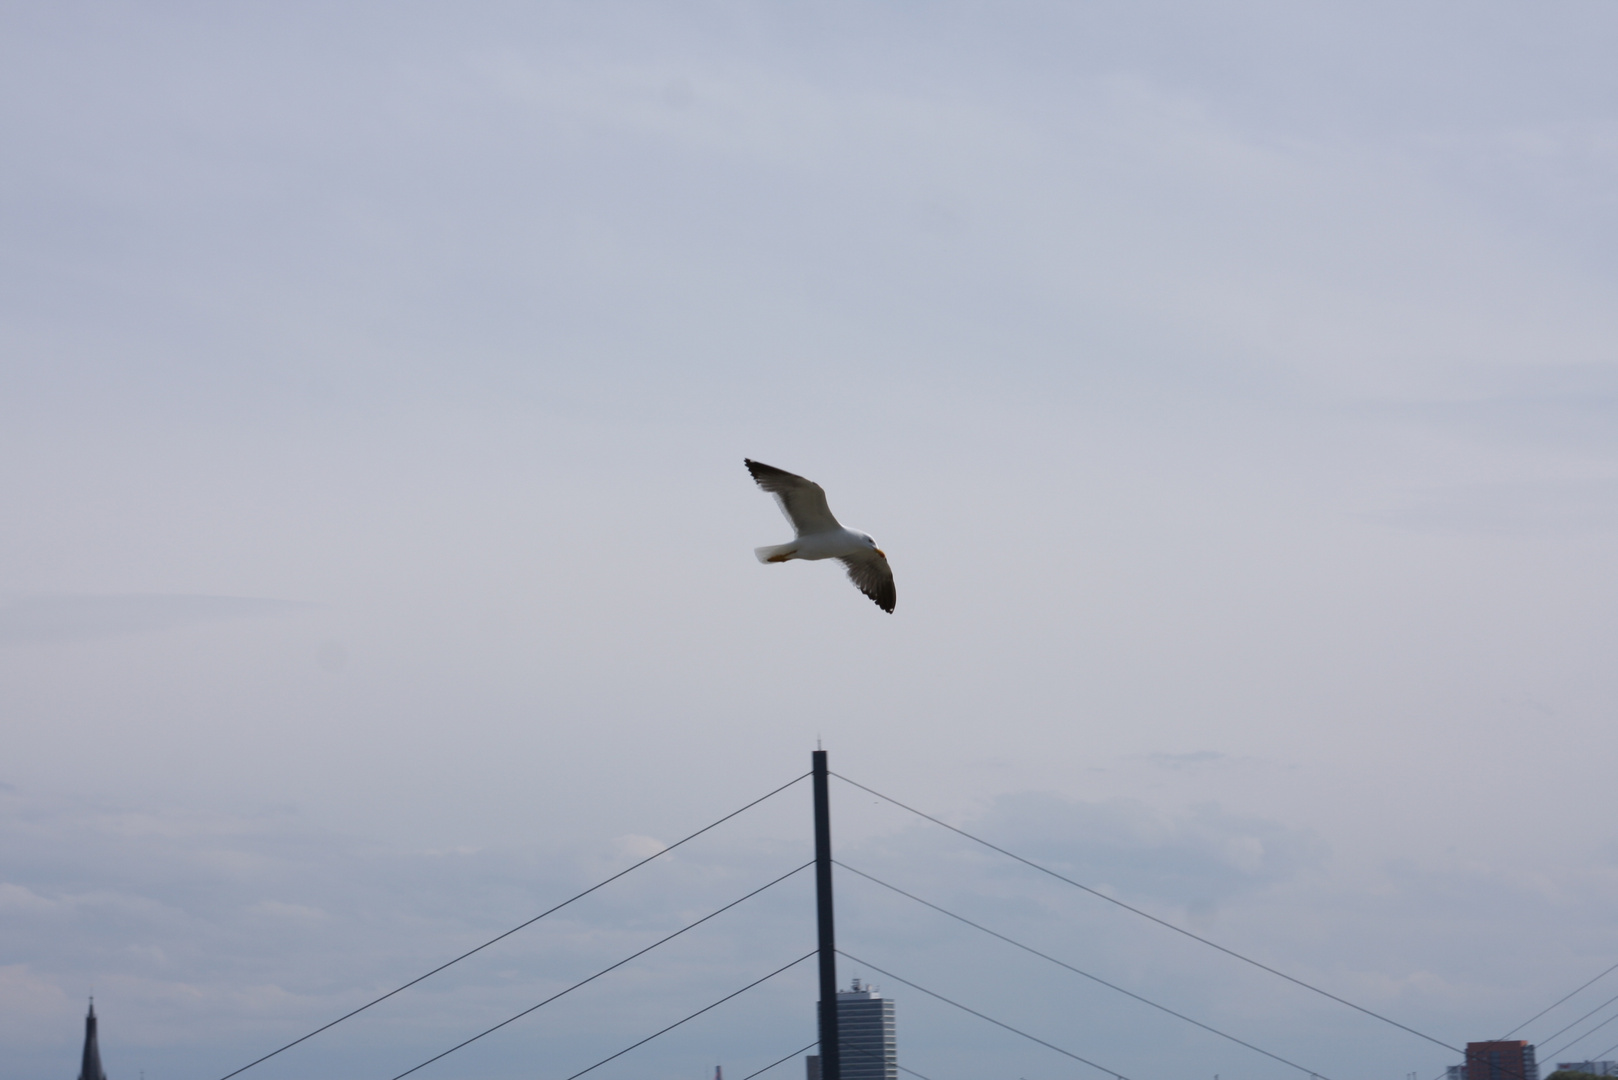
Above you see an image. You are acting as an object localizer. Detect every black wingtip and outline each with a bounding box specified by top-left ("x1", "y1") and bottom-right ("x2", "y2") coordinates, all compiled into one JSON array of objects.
[
  {"x1": 745, "y1": 458, "x2": 794, "y2": 484},
  {"x1": 863, "y1": 582, "x2": 897, "y2": 614}
]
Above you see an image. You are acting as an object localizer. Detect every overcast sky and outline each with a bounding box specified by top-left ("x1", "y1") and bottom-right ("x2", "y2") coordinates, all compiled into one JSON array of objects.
[{"x1": 5, "y1": 3, "x2": 1618, "y2": 1079}]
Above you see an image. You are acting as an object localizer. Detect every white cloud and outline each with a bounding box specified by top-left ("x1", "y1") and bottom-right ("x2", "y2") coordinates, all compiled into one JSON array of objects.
[{"x1": 4, "y1": 3, "x2": 1618, "y2": 1078}]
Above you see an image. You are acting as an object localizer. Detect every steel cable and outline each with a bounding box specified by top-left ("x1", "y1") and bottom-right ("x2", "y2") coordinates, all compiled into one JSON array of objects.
[
  {"x1": 836, "y1": 858, "x2": 1330, "y2": 1080},
  {"x1": 387, "y1": 861, "x2": 814, "y2": 1080},
  {"x1": 555, "y1": 951, "x2": 816, "y2": 1080},
  {"x1": 215, "y1": 770, "x2": 810, "y2": 1080},
  {"x1": 836, "y1": 771, "x2": 1460, "y2": 1056},
  {"x1": 839, "y1": 949, "x2": 1135, "y2": 1080},
  {"x1": 1504, "y1": 959, "x2": 1618, "y2": 1040}
]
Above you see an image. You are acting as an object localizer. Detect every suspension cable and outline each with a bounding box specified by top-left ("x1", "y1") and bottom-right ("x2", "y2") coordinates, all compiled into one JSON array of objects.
[
  {"x1": 845, "y1": 1035, "x2": 938, "y2": 1080},
  {"x1": 1417, "y1": 958, "x2": 1618, "y2": 1080},
  {"x1": 836, "y1": 771, "x2": 1460, "y2": 1055},
  {"x1": 1542, "y1": 1003, "x2": 1618, "y2": 1066},
  {"x1": 388, "y1": 861, "x2": 814, "y2": 1080},
  {"x1": 556, "y1": 951, "x2": 816, "y2": 1080},
  {"x1": 839, "y1": 949, "x2": 1135, "y2": 1080},
  {"x1": 1503, "y1": 959, "x2": 1618, "y2": 1040},
  {"x1": 737, "y1": 1039, "x2": 938, "y2": 1080},
  {"x1": 1574, "y1": 1035, "x2": 1618, "y2": 1070},
  {"x1": 1536, "y1": 991, "x2": 1618, "y2": 1054},
  {"x1": 215, "y1": 770, "x2": 810, "y2": 1080},
  {"x1": 836, "y1": 858, "x2": 1331, "y2": 1079},
  {"x1": 738, "y1": 1041, "x2": 818, "y2": 1080}
]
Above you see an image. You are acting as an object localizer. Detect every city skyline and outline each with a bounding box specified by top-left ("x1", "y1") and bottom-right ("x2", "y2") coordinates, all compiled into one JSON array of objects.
[{"x1": 6, "y1": 3, "x2": 1618, "y2": 1079}]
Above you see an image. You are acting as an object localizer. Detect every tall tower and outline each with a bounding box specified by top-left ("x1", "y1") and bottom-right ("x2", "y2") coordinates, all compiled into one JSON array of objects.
[
  {"x1": 807, "y1": 980, "x2": 896, "y2": 1080},
  {"x1": 79, "y1": 999, "x2": 108, "y2": 1080},
  {"x1": 836, "y1": 980, "x2": 895, "y2": 1080}
]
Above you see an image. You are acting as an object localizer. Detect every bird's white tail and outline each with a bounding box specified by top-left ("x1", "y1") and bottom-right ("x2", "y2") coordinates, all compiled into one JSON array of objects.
[{"x1": 754, "y1": 543, "x2": 798, "y2": 563}]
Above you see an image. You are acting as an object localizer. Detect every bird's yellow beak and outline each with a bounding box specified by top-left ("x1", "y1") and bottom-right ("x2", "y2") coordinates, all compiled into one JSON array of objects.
[{"x1": 875, "y1": 549, "x2": 886, "y2": 558}]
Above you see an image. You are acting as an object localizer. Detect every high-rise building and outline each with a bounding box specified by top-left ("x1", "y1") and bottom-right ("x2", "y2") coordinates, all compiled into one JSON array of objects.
[
  {"x1": 79, "y1": 999, "x2": 108, "y2": 1080},
  {"x1": 837, "y1": 980, "x2": 896, "y2": 1080},
  {"x1": 805, "y1": 979, "x2": 897, "y2": 1080},
  {"x1": 1449, "y1": 1041, "x2": 1539, "y2": 1080}
]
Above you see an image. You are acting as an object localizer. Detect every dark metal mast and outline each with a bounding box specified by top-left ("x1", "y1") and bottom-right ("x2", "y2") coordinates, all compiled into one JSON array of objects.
[{"x1": 813, "y1": 749, "x2": 841, "y2": 1080}]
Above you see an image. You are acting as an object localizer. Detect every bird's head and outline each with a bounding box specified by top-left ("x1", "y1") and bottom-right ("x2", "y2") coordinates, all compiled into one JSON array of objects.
[{"x1": 861, "y1": 532, "x2": 885, "y2": 558}]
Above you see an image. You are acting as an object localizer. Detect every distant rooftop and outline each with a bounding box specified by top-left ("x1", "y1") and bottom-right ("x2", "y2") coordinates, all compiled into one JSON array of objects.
[{"x1": 837, "y1": 977, "x2": 882, "y2": 1000}]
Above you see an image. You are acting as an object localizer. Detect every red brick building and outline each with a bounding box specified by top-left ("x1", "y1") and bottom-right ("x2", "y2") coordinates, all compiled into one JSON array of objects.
[{"x1": 1461, "y1": 1041, "x2": 1540, "y2": 1080}]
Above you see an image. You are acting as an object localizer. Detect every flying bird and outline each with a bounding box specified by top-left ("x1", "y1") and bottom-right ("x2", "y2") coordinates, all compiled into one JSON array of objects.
[{"x1": 745, "y1": 458, "x2": 896, "y2": 613}]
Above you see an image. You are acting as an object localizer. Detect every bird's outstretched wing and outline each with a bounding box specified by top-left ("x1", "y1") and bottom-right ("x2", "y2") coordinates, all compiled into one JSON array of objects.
[
  {"x1": 744, "y1": 459, "x2": 840, "y2": 536},
  {"x1": 839, "y1": 550, "x2": 896, "y2": 613}
]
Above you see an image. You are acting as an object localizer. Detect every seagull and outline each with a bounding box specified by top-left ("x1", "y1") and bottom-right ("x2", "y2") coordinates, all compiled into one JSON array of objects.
[{"x1": 745, "y1": 458, "x2": 896, "y2": 613}]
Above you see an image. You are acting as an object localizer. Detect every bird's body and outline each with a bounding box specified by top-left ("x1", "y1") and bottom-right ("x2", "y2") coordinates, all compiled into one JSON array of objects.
[
  {"x1": 754, "y1": 527, "x2": 870, "y2": 563},
  {"x1": 745, "y1": 458, "x2": 896, "y2": 613}
]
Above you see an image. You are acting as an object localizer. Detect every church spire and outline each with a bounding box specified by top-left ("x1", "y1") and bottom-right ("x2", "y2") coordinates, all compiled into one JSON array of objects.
[{"x1": 79, "y1": 998, "x2": 107, "y2": 1080}]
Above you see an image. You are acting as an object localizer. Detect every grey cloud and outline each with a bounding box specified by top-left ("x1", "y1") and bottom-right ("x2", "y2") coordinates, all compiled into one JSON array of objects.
[
  {"x1": 1363, "y1": 372, "x2": 1618, "y2": 536},
  {"x1": 1376, "y1": 478, "x2": 1618, "y2": 536},
  {"x1": 1378, "y1": 371, "x2": 1618, "y2": 457},
  {"x1": 0, "y1": 594, "x2": 308, "y2": 645},
  {"x1": 7, "y1": 780, "x2": 1616, "y2": 1080},
  {"x1": 968, "y1": 794, "x2": 1328, "y2": 914},
  {"x1": 850, "y1": 792, "x2": 1326, "y2": 923},
  {"x1": 1144, "y1": 750, "x2": 1230, "y2": 769},
  {"x1": 0, "y1": 785, "x2": 816, "y2": 1077}
]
